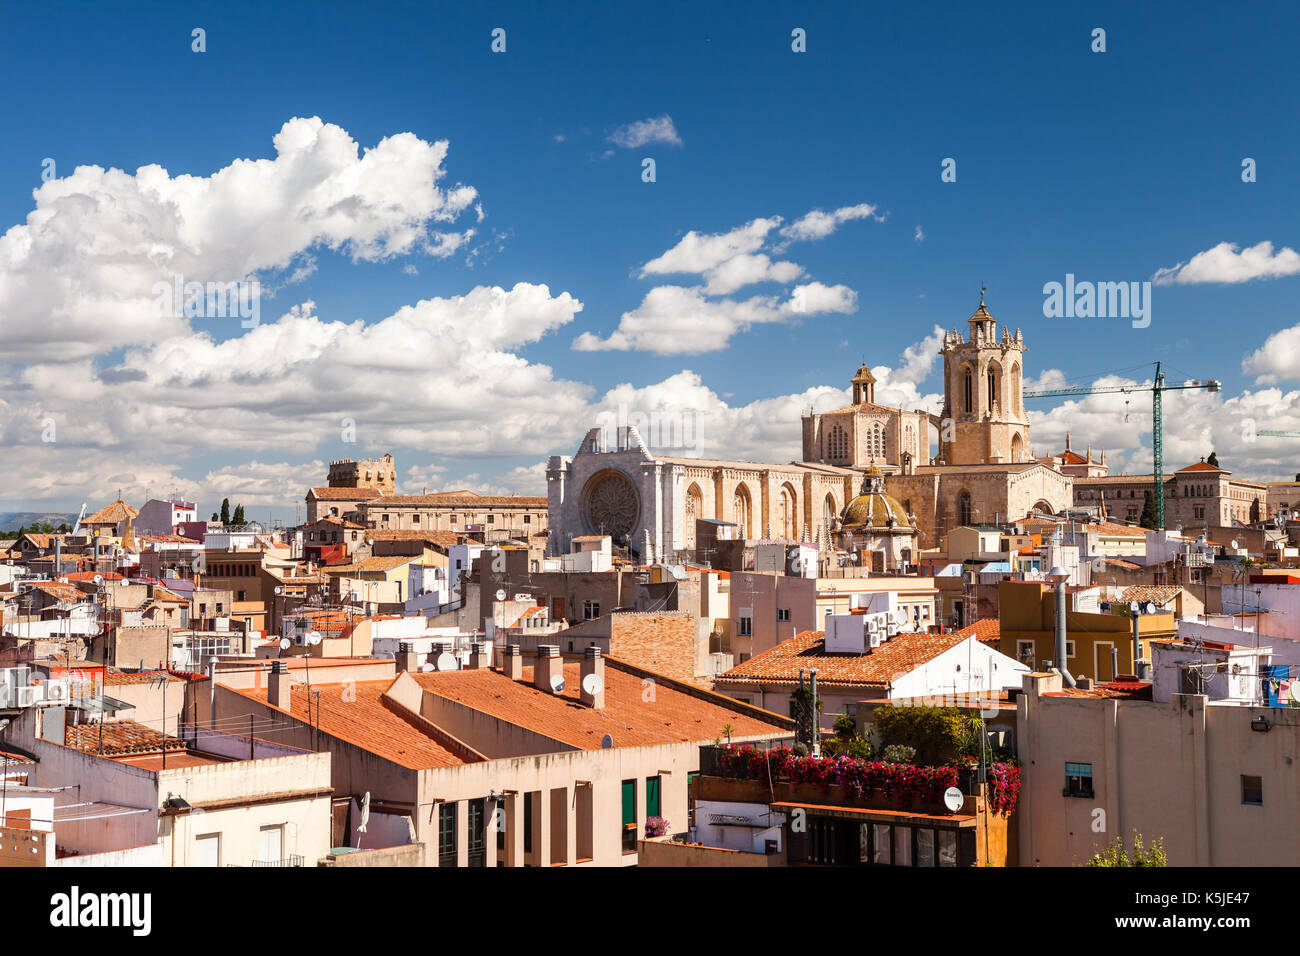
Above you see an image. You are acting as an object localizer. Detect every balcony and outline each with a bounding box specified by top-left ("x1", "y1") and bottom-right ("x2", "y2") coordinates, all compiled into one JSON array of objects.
[{"x1": 236, "y1": 855, "x2": 304, "y2": 867}]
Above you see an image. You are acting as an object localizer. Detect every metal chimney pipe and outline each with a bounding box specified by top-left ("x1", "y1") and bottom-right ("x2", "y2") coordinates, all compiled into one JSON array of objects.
[{"x1": 1051, "y1": 572, "x2": 1076, "y2": 687}]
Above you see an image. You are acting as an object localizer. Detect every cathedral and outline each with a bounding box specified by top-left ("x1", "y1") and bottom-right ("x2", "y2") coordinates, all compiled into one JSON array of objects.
[{"x1": 547, "y1": 293, "x2": 1074, "y2": 562}]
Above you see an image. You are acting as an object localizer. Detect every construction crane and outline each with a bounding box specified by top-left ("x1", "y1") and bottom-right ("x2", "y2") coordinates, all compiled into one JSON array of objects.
[{"x1": 1023, "y1": 361, "x2": 1221, "y2": 529}]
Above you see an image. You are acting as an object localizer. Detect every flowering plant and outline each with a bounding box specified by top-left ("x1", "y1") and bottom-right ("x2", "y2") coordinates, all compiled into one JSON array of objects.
[
  {"x1": 986, "y1": 762, "x2": 1021, "y2": 815},
  {"x1": 644, "y1": 815, "x2": 670, "y2": 837},
  {"x1": 715, "y1": 745, "x2": 957, "y2": 806}
]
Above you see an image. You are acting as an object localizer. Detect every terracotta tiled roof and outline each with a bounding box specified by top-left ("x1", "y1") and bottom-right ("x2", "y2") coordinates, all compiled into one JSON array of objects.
[
  {"x1": 1086, "y1": 522, "x2": 1147, "y2": 538},
  {"x1": 1119, "y1": 585, "x2": 1182, "y2": 605},
  {"x1": 1104, "y1": 558, "x2": 1142, "y2": 570},
  {"x1": 83, "y1": 500, "x2": 139, "y2": 525},
  {"x1": 365, "y1": 529, "x2": 459, "y2": 547},
  {"x1": 368, "y1": 494, "x2": 547, "y2": 507},
  {"x1": 1044, "y1": 679, "x2": 1152, "y2": 700},
  {"x1": 104, "y1": 669, "x2": 186, "y2": 686},
  {"x1": 963, "y1": 619, "x2": 1001, "y2": 646},
  {"x1": 312, "y1": 516, "x2": 367, "y2": 529},
  {"x1": 137, "y1": 533, "x2": 201, "y2": 544},
  {"x1": 25, "y1": 581, "x2": 88, "y2": 603},
  {"x1": 1058, "y1": 450, "x2": 1089, "y2": 464},
  {"x1": 309, "y1": 486, "x2": 384, "y2": 500},
  {"x1": 240, "y1": 679, "x2": 472, "y2": 770},
  {"x1": 64, "y1": 720, "x2": 186, "y2": 756},
  {"x1": 1178, "y1": 461, "x2": 1224, "y2": 473},
  {"x1": 717, "y1": 620, "x2": 1000, "y2": 688},
  {"x1": 149, "y1": 586, "x2": 188, "y2": 604},
  {"x1": 66, "y1": 571, "x2": 124, "y2": 582},
  {"x1": 414, "y1": 661, "x2": 787, "y2": 750},
  {"x1": 324, "y1": 554, "x2": 416, "y2": 574}
]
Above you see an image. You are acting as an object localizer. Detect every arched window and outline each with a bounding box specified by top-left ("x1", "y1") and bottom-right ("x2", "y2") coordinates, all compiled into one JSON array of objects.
[
  {"x1": 988, "y1": 367, "x2": 998, "y2": 411},
  {"x1": 959, "y1": 491, "x2": 973, "y2": 526},
  {"x1": 963, "y1": 367, "x2": 973, "y2": 414}
]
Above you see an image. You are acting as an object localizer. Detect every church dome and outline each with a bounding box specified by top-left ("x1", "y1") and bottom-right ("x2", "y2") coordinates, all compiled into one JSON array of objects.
[{"x1": 841, "y1": 466, "x2": 911, "y2": 529}]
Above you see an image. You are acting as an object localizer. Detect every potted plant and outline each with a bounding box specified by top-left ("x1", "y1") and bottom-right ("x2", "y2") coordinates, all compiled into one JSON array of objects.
[{"x1": 644, "y1": 816, "x2": 671, "y2": 839}]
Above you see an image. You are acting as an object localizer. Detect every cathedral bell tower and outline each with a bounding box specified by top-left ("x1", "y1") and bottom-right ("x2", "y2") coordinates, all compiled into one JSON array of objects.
[{"x1": 938, "y1": 289, "x2": 1031, "y2": 465}]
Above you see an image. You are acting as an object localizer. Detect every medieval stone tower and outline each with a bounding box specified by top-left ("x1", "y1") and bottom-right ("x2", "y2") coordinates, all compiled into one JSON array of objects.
[
  {"x1": 938, "y1": 291, "x2": 1031, "y2": 465},
  {"x1": 327, "y1": 453, "x2": 396, "y2": 495}
]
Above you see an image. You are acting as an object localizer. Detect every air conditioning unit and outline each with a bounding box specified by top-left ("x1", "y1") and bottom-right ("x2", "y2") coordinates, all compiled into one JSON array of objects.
[
  {"x1": 45, "y1": 679, "x2": 69, "y2": 702},
  {"x1": 17, "y1": 686, "x2": 40, "y2": 707}
]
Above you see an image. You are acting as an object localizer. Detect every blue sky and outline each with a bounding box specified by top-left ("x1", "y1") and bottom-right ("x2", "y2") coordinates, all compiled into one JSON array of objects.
[{"x1": 3, "y1": 0, "x2": 1300, "y2": 520}]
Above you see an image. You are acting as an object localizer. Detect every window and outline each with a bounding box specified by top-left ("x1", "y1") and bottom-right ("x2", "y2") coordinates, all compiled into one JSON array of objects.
[
  {"x1": 777, "y1": 608, "x2": 790, "y2": 622},
  {"x1": 916, "y1": 828, "x2": 935, "y2": 867},
  {"x1": 872, "y1": 824, "x2": 891, "y2": 864},
  {"x1": 439, "y1": 803, "x2": 457, "y2": 866},
  {"x1": 450, "y1": 514, "x2": 458, "y2": 524},
  {"x1": 937, "y1": 830, "x2": 957, "y2": 867},
  {"x1": 413, "y1": 514, "x2": 420, "y2": 524},
  {"x1": 1242, "y1": 775, "x2": 1263, "y2": 806},
  {"x1": 520, "y1": 792, "x2": 534, "y2": 859},
  {"x1": 583, "y1": 600, "x2": 600, "y2": 620},
  {"x1": 216, "y1": 603, "x2": 224, "y2": 614},
  {"x1": 488, "y1": 515, "x2": 495, "y2": 524},
  {"x1": 646, "y1": 775, "x2": 662, "y2": 820},
  {"x1": 1065, "y1": 762, "x2": 1094, "y2": 798},
  {"x1": 237, "y1": 590, "x2": 246, "y2": 602},
  {"x1": 1066, "y1": 641, "x2": 1076, "y2": 659},
  {"x1": 621, "y1": 779, "x2": 637, "y2": 853},
  {"x1": 194, "y1": 832, "x2": 221, "y2": 867},
  {"x1": 524, "y1": 515, "x2": 531, "y2": 524},
  {"x1": 257, "y1": 825, "x2": 284, "y2": 864},
  {"x1": 739, "y1": 616, "x2": 753, "y2": 636},
  {"x1": 1016, "y1": 640, "x2": 1035, "y2": 667}
]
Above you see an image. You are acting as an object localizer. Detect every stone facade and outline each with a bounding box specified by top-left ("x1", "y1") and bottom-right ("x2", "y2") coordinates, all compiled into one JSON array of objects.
[
  {"x1": 548, "y1": 294, "x2": 1075, "y2": 556},
  {"x1": 328, "y1": 454, "x2": 396, "y2": 494}
]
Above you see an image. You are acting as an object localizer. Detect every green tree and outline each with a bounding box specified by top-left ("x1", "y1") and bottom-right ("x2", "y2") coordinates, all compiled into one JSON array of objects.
[
  {"x1": 211, "y1": 512, "x2": 219, "y2": 522},
  {"x1": 1206, "y1": 451, "x2": 1220, "y2": 468},
  {"x1": 873, "y1": 704, "x2": 965, "y2": 765},
  {"x1": 1087, "y1": 832, "x2": 1167, "y2": 867},
  {"x1": 220, "y1": 498, "x2": 231, "y2": 526},
  {"x1": 1139, "y1": 490, "x2": 1157, "y2": 529},
  {"x1": 232, "y1": 504, "x2": 246, "y2": 526}
]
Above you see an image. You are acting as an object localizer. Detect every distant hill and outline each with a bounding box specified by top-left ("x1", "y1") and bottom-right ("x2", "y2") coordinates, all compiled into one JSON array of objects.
[{"x1": 0, "y1": 512, "x2": 79, "y2": 534}]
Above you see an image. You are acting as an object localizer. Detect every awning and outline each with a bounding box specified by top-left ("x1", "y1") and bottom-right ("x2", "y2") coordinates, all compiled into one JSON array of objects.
[{"x1": 769, "y1": 801, "x2": 977, "y2": 827}]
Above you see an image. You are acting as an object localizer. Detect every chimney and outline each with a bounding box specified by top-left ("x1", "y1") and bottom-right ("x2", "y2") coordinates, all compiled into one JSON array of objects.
[
  {"x1": 469, "y1": 641, "x2": 491, "y2": 670},
  {"x1": 503, "y1": 643, "x2": 522, "y2": 681},
  {"x1": 534, "y1": 645, "x2": 563, "y2": 693},
  {"x1": 268, "y1": 660, "x2": 292, "y2": 709},
  {"x1": 580, "y1": 645, "x2": 605, "y2": 709},
  {"x1": 395, "y1": 642, "x2": 421, "y2": 673}
]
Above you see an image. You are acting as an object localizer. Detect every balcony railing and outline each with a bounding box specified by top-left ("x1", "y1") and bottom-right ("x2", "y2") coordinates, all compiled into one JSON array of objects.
[{"x1": 250, "y1": 855, "x2": 304, "y2": 867}]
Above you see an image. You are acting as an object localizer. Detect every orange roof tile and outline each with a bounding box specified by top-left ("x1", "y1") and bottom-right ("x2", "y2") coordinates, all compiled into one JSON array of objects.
[
  {"x1": 83, "y1": 500, "x2": 139, "y2": 525},
  {"x1": 239, "y1": 679, "x2": 471, "y2": 770},
  {"x1": 64, "y1": 720, "x2": 186, "y2": 756},
  {"x1": 1177, "y1": 461, "x2": 1225, "y2": 473},
  {"x1": 308, "y1": 486, "x2": 384, "y2": 500},
  {"x1": 717, "y1": 620, "x2": 1001, "y2": 688},
  {"x1": 413, "y1": 661, "x2": 788, "y2": 750}
]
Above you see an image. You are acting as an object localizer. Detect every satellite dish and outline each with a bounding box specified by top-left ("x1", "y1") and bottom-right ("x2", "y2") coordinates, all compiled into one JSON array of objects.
[
  {"x1": 307, "y1": 632, "x2": 323, "y2": 646},
  {"x1": 279, "y1": 638, "x2": 290, "y2": 650},
  {"x1": 549, "y1": 673, "x2": 566, "y2": 694},
  {"x1": 495, "y1": 589, "x2": 507, "y2": 601},
  {"x1": 1290, "y1": 682, "x2": 1300, "y2": 704},
  {"x1": 435, "y1": 652, "x2": 458, "y2": 671},
  {"x1": 420, "y1": 662, "x2": 435, "y2": 673},
  {"x1": 582, "y1": 672, "x2": 604, "y2": 696},
  {"x1": 93, "y1": 574, "x2": 103, "y2": 586},
  {"x1": 943, "y1": 787, "x2": 964, "y2": 812},
  {"x1": 274, "y1": 586, "x2": 283, "y2": 595},
  {"x1": 600, "y1": 733, "x2": 614, "y2": 749},
  {"x1": 1231, "y1": 539, "x2": 1239, "y2": 550}
]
